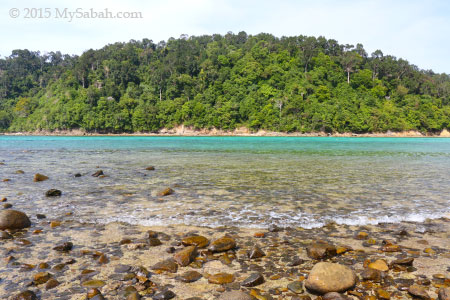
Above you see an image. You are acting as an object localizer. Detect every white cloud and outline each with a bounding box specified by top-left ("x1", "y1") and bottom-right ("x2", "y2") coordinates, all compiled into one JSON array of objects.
[{"x1": 1, "y1": 0, "x2": 449, "y2": 73}]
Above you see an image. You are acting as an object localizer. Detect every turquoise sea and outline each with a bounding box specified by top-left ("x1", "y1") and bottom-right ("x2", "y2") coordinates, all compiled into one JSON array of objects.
[{"x1": 0, "y1": 136, "x2": 449, "y2": 228}]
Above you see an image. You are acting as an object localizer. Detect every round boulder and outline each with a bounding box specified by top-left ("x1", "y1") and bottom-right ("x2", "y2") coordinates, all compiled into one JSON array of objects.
[
  {"x1": 0, "y1": 210, "x2": 31, "y2": 230},
  {"x1": 305, "y1": 262, "x2": 357, "y2": 294}
]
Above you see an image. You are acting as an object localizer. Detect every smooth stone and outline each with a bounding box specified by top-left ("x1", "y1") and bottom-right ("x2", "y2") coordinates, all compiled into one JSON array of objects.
[
  {"x1": 0, "y1": 230, "x2": 13, "y2": 239},
  {"x1": 408, "y1": 285, "x2": 430, "y2": 300},
  {"x1": 92, "y1": 170, "x2": 104, "y2": 177},
  {"x1": 287, "y1": 281, "x2": 304, "y2": 294},
  {"x1": 361, "y1": 268, "x2": 382, "y2": 282},
  {"x1": 11, "y1": 290, "x2": 37, "y2": 300},
  {"x1": 82, "y1": 279, "x2": 107, "y2": 288},
  {"x1": 3, "y1": 203, "x2": 12, "y2": 209},
  {"x1": 53, "y1": 242, "x2": 73, "y2": 252},
  {"x1": 305, "y1": 262, "x2": 357, "y2": 294},
  {"x1": 208, "y1": 236, "x2": 236, "y2": 252},
  {"x1": 151, "y1": 258, "x2": 178, "y2": 273},
  {"x1": 145, "y1": 166, "x2": 155, "y2": 171},
  {"x1": 376, "y1": 289, "x2": 391, "y2": 300},
  {"x1": 36, "y1": 214, "x2": 46, "y2": 219},
  {"x1": 74, "y1": 173, "x2": 82, "y2": 177},
  {"x1": 157, "y1": 188, "x2": 174, "y2": 196},
  {"x1": 153, "y1": 290, "x2": 176, "y2": 300},
  {"x1": 149, "y1": 237, "x2": 162, "y2": 246},
  {"x1": 34, "y1": 173, "x2": 49, "y2": 182},
  {"x1": 438, "y1": 288, "x2": 450, "y2": 300},
  {"x1": 248, "y1": 245, "x2": 266, "y2": 259},
  {"x1": 369, "y1": 259, "x2": 389, "y2": 272},
  {"x1": 33, "y1": 272, "x2": 52, "y2": 285},
  {"x1": 45, "y1": 278, "x2": 60, "y2": 290},
  {"x1": 114, "y1": 264, "x2": 132, "y2": 273},
  {"x1": 323, "y1": 292, "x2": 349, "y2": 300},
  {"x1": 288, "y1": 257, "x2": 305, "y2": 267},
  {"x1": 306, "y1": 242, "x2": 337, "y2": 260},
  {"x1": 0, "y1": 210, "x2": 31, "y2": 230},
  {"x1": 176, "y1": 270, "x2": 202, "y2": 283},
  {"x1": 208, "y1": 273, "x2": 235, "y2": 284},
  {"x1": 174, "y1": 245, "x2": 197, "y2": 266},
  {"x1": 45, "y1": 189, "x2": 62, "y2": 197},
  {"x1": 391, "y1": 257, "x2": 414, "y2": 266},
  {"x1": 16, "y1": 170, "x2": 25, "y2": 174},
  {"x1": 218, "y1": 291, "x2": 253, "y2": 300},
  {"x1": 182, "y1": 235, "x2": 209, "y2": 248},
  {"x1": 127, "y1": 292, "x2": 141, "y2": 300},
  {"x1": 242, "y1": 273, "x2": 265, "y2": 287}
]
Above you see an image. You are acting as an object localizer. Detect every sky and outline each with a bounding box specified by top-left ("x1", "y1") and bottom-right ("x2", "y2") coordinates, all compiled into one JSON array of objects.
[{"x1": 1, "y1": 0, "x2": 449, "y2": 73}]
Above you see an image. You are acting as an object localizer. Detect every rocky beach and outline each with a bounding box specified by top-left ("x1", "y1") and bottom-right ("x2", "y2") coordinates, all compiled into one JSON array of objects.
[{"x1": 0, "y1": 203, "x2": 449, "y2": 300}]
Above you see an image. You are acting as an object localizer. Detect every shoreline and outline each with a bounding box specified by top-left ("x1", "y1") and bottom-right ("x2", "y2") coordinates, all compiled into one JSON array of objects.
[
  {"x1": 1, "y1": 215, "x2": 449, "y2": 299},
  {"x1": 3, "y1": 127, "x2": 450, "y2": 137}
]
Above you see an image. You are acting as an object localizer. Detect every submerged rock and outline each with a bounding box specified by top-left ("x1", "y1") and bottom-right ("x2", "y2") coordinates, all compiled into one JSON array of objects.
[
  {"x1": 45, "y1": 189, "x2": 62, "y2": 197},
  {"x1": 176, "y1": 270, "x2": 202, "y2": 283},
  {"x1": 92, "y1": 170, "x2": 104, "y2": 177},
  {"x1": 145, "y1": 166, "x2": 155, "y2": 171},
  {"x1": 33, "y1": 173, "x2": 49, "y2": 182},
  {"x1": 11, "y1": 290, "x2": 37, "y2": 300},
  {"x1": 438, "y1": 288, "x2": 450, "y2": 300},
  {"x1": 368, "y1": 259, "x2": 389, "y2": 272},
  {"x1": 173, "y1": 245, "x2": 197, "y2": 266},
  {"x1": 306, "y1": 241, "x2": 337, "y2": 260},
  {"x1": 248, "y1": 245, "x2": 266, "y2": 259},
  {"x1": 408, "y1": 285, "x2": 430, "y2": 300},
  {"x1": 151, "y1": 258, "x2": 178, "y2": 273},
  {"x1": 157, "y1": 188, "x2": 174, "y2": 196},
  {"x1": 182, "y1": 235, "x2": 209, "y2": 248},
  {"x1": 153, "y1": 290, "x2": 176, "y2": 300},
  {"x1": 305, "y1": 262, "x2": 357, "y2": 294},
  {"x1": 242, "y1": 273, "x2": 264, "y2": 287},
  {"x1": 53, "y1": 241, "x2": 73, "y2": 252},
  {"x1": 208, "y1": 273, "x2": 235, "y2": 284},
  {"x1": 208, "y1": 236, "x2": 236, "y2": 252},
  {"x1": 0, "y1": 210, "x2": 31, "y2": 230}
]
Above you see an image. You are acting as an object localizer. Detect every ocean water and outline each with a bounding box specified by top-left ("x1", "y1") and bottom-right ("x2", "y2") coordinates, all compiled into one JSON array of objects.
[{"x1": 0, "y1": 136, "x2": 449, "y2": 228}]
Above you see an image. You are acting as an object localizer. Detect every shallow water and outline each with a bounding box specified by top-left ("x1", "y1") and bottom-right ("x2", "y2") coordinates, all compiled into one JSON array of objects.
[{"x1": 1, "y1": 136, "x2": 449, "y2": 228}]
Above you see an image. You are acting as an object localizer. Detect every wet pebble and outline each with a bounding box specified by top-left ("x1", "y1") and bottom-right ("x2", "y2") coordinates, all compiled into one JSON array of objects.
[{"x1": 242, "y1": 273, "x2": 264, "y2": 287}]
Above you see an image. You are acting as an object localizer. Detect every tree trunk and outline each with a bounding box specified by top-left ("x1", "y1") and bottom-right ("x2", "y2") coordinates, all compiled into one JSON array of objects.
[
  {"x1": 347, "y1": 71, "x2": 350, "y2": 84},
  {"x1": 159, "y1": 88, "x2": 162, "y2": 101}
]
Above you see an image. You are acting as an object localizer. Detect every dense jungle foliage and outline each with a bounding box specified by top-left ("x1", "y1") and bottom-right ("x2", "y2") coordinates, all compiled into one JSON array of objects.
[{"x1": 1, "y1": 32, "x2": 449, "y2": 133}]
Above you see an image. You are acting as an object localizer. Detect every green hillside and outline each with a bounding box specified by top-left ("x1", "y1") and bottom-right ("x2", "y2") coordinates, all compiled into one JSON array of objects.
[{"x1": 1, "y1": 32, "x2": 449, "y2": 133}]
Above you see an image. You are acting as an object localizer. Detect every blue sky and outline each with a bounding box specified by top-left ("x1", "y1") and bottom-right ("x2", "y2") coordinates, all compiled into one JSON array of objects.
[{"x1": 1, "y1": 0, "x2": 449, "y2": 73}]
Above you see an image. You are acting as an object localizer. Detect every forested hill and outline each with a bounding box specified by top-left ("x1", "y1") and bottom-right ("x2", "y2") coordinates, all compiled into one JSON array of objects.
[{"x1": 1, "y1": 32, "x2": 449, "y2": 134}]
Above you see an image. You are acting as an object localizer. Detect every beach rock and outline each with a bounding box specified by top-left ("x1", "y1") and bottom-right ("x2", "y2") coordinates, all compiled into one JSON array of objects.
[
  {"x1": 74, "y1": 173, "x2": 82, "y2": 177},
  {"x1": 391, "y1": 257, "x2": 414, "y2": 266},
  {"x1": 11, "y1": 290, "x2": 37, "y2": 300},
  {"x1": 0, "y1": 210, "x2": 31, "y2": 230},
  {"x1": 368, "y1": 259, "x2": 389, "y2": 272},
  {"x1": 307, "y1": 242, "x2": 337, "y2": 260},
  {"x1": 92, "y1": 170, "x2": 104, "y2": 177},
  {"x1": 305, "y1": 262, "x2": 357, "y2": 294},
  {"x1": 218, "y1": 291, "x2": 253, "y2": 300},
  {"x1": 149, "y1": 237, "x2": 162, "y2": 246},
  {"x1": 248, "y1": 245, "x2": 266, "y2": 259},
  {"x1": 151, "y1": 258, "x2": 178, "y2": 273},
  {"x1": 45, "y1": 189, "x2": 62, "y2": 197},
  {"x1": 323, "y1": 292, "x2": 349, "y2": 300},
  {"x1": 82, "y1": 279, "x2": 107, "y2": 288},
  {"x1": 361, "y1": 268, "x2": 382, "y2": 282},
  {"x1": 153, "y1": 290, "x2": 176, "y2": 300},
  {"x1": 45, "y1": 278, "x2": 60, "y2": 290},
  {"x1": 287, "y1": 281, "x2": 304, "y2": 294},
  {"x1": 208, "y1": 236, "x2": 236, "y2": 252},
  {"x1": 0, "y1": 230, "x2": 13, "y2": 239},
  {"x1": 376, "y1": 289, "x2": 391, "y2": 300},
  {"x1": 16, "y1": 170, "x2": 25, "y2": 174},
  {"x1": 208, "y1": 273, "x2": 235, "y2": 284},
  {"x1": 36, "y1": 214, "x2": 46, "y2": 219},
  {"x1": 127, "y1": 292, "x2": 141, "y2": 300},
  {"x1": 157, "y1": 188, "x2": 174, "y2": 196},
  {"x1": 33, "y1": 271, "x2": 52, "y2": 285},
  {"x1": 242, "y1": 273, "x2": 264, "y2": 287},
  {"x1": 174, "y1": 245, "x2": 197, "y2": 266},
  {"x1": 33, "y1": 173, "x2": 49, "y2": 182},
  {"x1": 268, "y1": 224, "x2": 282, "y2": 232},
  {"x1": 408, "y1": 285, "x2": 430, "y2": 300},
  {"x1": 3, "y1": 203, "x2": 12, "y2": 209},
  {"x1": 176, "y1": 270, "x2": 202, "y2": 283},
  {"x1": 182, "y1": 235, "x2": 209, "y2": 248},
  {"x1": 145, "y1": 166, "x2": 155, "y2": 171},
  {"x1": 53, "y1": 241, "x2": 73, "y2": 252},
  {"x1": 438, "y1": 288, "x2": 450, "y2": 300}
]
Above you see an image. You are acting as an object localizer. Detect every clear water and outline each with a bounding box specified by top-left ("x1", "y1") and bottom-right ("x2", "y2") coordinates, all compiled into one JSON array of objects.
[{"x1": 1, "y1": 136, "x2": 449, "y2": 228}]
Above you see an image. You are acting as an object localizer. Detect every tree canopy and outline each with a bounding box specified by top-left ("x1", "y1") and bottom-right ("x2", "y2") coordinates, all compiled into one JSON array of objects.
[{"x1": 1, "y1": 32, "x2": 449, "y2": 133}]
